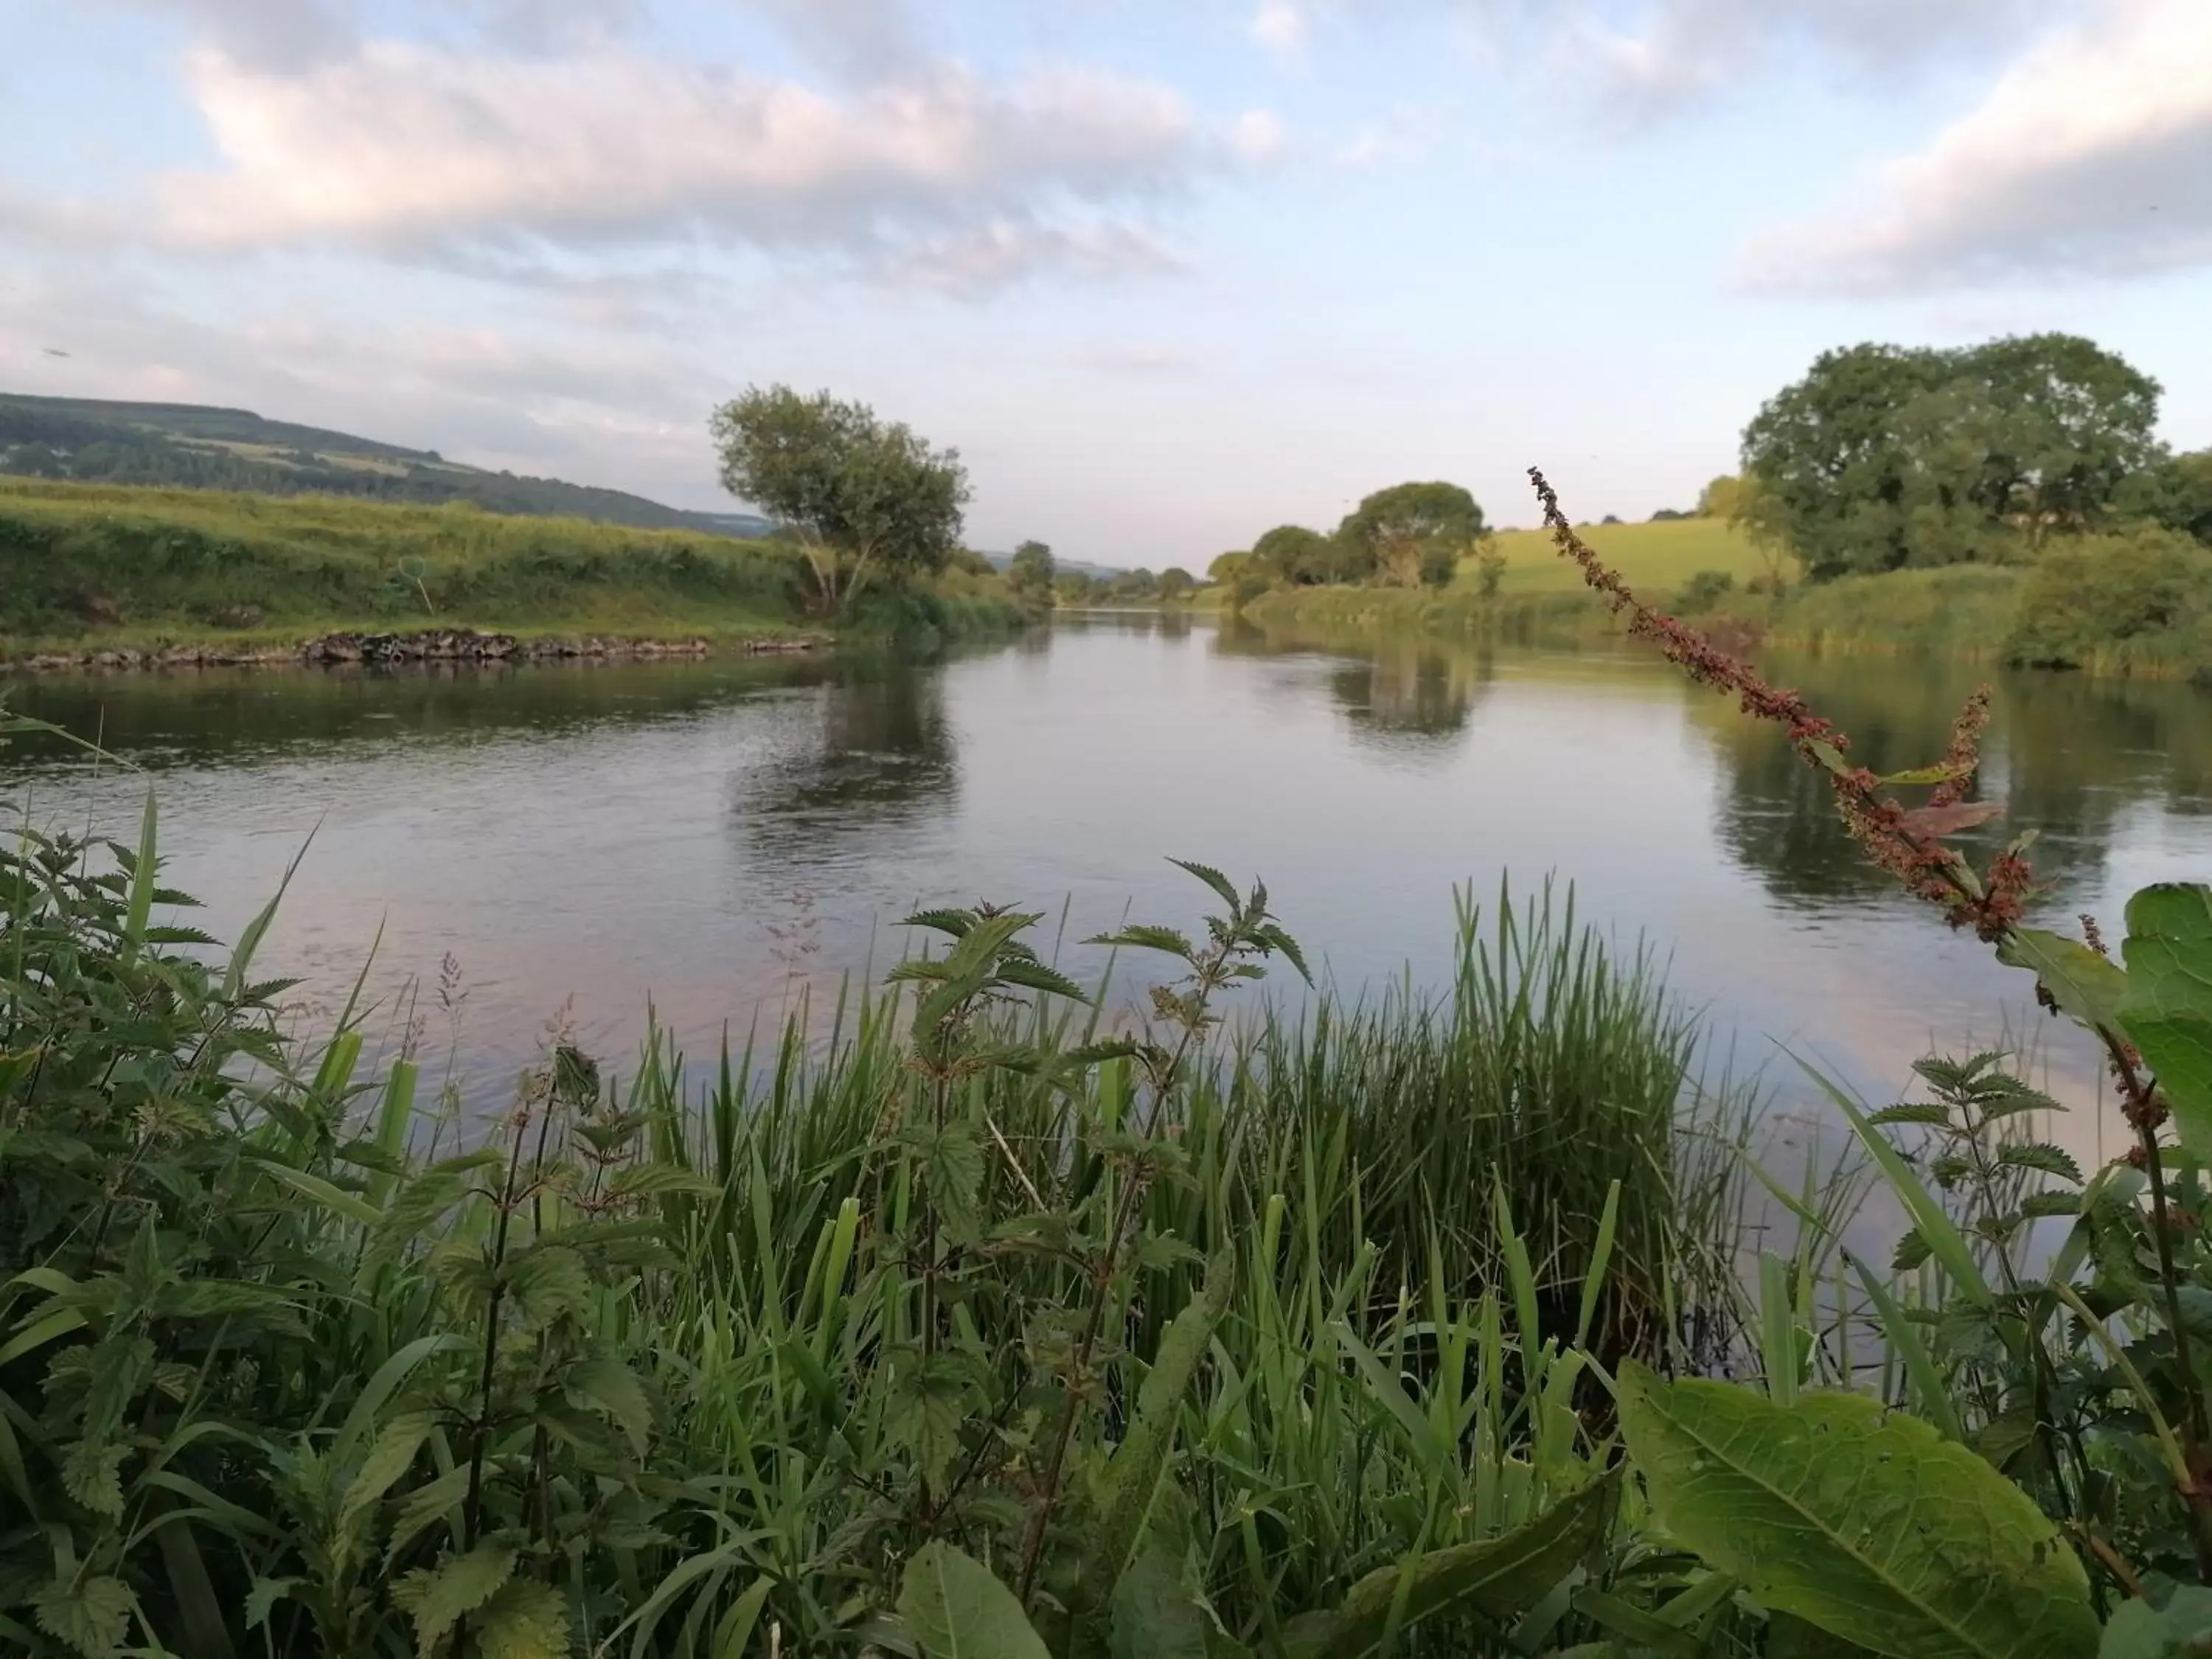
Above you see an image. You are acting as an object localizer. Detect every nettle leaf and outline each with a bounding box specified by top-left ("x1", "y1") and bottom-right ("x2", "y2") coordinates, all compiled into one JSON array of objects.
[
  {"x1": 899, "y1": 1541, "x2": 1051, "y2": 1659},
  {"x1": 476, "y1": 1576, "x2": 570, "y2": 1659},
  {"x1": 1891, "y1": 1229, "x2": 1932, "y2": 1274},
  {"x1": 385, "y1": 1465, "x2": 473, "y2": 1565},
  {"x1": 33, "y1": 1572, "x2": 134, "y2": 1658},
  {"x1": 2119, "y1": 883, "x2": 2212, "y2": 1157},
  {"x1": 886, "y1": 1352, "x2": 977, "y2": 1492},
  {"x1": 903, "y1": 908, "x2": 978, "y2": 939},
  {"x1": 394, "y1": 1541, "x2": 518, "y2": 1656},
  {"x1": 1616, "y1": 1360, "x2": 2098, "y2": 1659},
  {"x1": 1088, "y1": 925, "x2": 1196, "y2": 962},
  {"x1": 507, "y1": 1244, "x2": 594, "y2": 1326},
  {"x1": 2018, "y1": 1191, "x2": 2081, "y2": 1220},
  {"x1": 1867, "y1": 1104, "x2": 1951, "y2": 1129},
  {"x1": 1168, "y1": 858, "x2": 1242, "y2": 912},
  {"x1": 993, "y1": 958, "x2": 1091, "y2": 1004},
  {"x1": 1995, "y1": 1143, "x2": 2084, "y2": 1185},
  {"x1": 563, "y1": 1354, "x2": 653, "y2": 1458}
]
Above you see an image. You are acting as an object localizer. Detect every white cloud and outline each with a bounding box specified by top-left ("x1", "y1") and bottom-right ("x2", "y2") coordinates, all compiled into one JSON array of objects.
[
  {"x1": 150, "y1": 44, "x2": 1203, "y2": 289},
  {"x1": 1334, "y1": 103, "x2": 1446, "y2": 167},
  {"x1": 1230, "y1": 109, "x2": 1289, "y2": 163},
  {"x1": 1248, "y1": 0, "x2": 1310, "y2": 57},
  {"x1": 737, "y1": 0, "x2": 922, "y2": 82},
  {"x1": 1552, "y1": 0, "x2": 2072, "y2": 115},
  {"x1": 1743, "y1": 0, "x2": 2212, "y2": 293},
  {"x1": 97, "y1": 0, "x2": 357, "y2": 68},
  {"x1": 1085, "y1": 343, "x2": 1194, "y2": 374}
]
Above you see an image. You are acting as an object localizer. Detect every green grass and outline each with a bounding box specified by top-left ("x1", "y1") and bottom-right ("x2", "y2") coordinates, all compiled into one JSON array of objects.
[
  {"x1": 0, "y1": 476, "x2": 1020, "y2": 657},
  {"x1": 1480, "y1": 517, "x2": 1771, "y2": 594}
]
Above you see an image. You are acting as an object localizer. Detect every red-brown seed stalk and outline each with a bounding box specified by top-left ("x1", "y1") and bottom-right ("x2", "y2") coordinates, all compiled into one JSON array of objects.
[{"x1": 1528, "y1": 467, "x2": 2030, "y2": 941}]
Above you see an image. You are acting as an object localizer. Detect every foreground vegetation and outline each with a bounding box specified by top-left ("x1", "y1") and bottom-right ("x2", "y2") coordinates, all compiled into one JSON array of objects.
[
  {"x1": 9, "y1": 479, "x2": 2212, "y2": 1656},
  {"x1": 0, "y1": 478, "x2": 1021, "y2": 662}
]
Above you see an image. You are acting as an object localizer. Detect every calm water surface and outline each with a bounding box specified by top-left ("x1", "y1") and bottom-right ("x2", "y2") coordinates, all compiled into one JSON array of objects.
[{"x1": 11, "y1": 615, "x2": 2212, "y2": 1163}]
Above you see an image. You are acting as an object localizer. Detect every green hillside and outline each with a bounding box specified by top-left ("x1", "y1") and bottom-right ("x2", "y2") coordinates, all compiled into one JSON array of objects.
[
  {"x1": 0, "y1": 477, "x2": 1020, "y2": 658},
  {"x1": 0, "y1": 393, "x2": 776, "y2": 538},
  {"x1": 1480, "y1": 516, "x2": 1771, "y2": 592}
]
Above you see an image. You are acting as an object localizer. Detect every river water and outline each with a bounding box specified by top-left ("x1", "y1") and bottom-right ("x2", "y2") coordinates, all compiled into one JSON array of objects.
[{"x1": 9, "y1": 613, "x2": 2211, "y2": 1164}]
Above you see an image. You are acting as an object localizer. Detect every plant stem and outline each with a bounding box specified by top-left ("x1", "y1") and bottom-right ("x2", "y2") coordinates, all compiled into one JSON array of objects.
[{"x1": 2105, "y1": 1032, "x2": 2212, "y2": 1584}]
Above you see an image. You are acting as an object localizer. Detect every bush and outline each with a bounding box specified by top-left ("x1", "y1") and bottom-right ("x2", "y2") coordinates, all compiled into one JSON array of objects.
[
  {"x1": 1674, "y1": 568, "x2": 1736, "y2": 611},
  {"x1": 2004, "y1": 524, "x2": 2212, "y2": 669}
]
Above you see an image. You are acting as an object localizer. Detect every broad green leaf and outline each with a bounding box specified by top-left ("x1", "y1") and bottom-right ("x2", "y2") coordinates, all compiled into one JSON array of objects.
[
  {"x1": 1168, "y1": 858, "x2": 1242, "y2": 912},
  {"x1": 1110, "y1": 1550, "x2": 1214, "y2": 1659},
  {"x1": 476, "y1": 1576, "x2": 571, "y2": 1659},
  {"x1": 898, "y1": 1542, "x2": 1051, "y2": 1659},
  {"x1": 245, "y1": 1577, "x2": 299, "y2": 1631},
  {"x1": 2098, "y1": 1586, "x2": 2212, "y2": 1658},
  {"x1": 1087, "y1": 924, "x2": 1198, "y2": 963},
  {"x1": 1768, "y1": 1613, "x2": 1885, "y2": 1657},
  {"x1": 394, "y1": 1542, "x2": 518, "y2": 1658},
  {"x1": 565, "y1": 1354, "x2": 653, "y2": 1458},
  {"x1": 2120, "y1": 883, "x2": 2212, "y2": 1155},
  {"x1": 1617, "y1": 1361, "x2": 2096, "y2": 1659},
  {"x1": 1997, "y1": 928, "x2": 2129, "y2": 1032},
  {"x1": 1291, "y1": 1472, "x2": 1620, "y2": 1659},
  {"x1": 33, "y1": 1573, "x2": 134, "y2": 1658}
]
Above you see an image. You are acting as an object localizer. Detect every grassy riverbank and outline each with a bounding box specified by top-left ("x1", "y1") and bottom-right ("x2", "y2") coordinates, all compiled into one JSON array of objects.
[
  {"x1": 1248, "y1": 519, "x2": 2212, "y2": 683},
  {"x1": 0, "y1": 477, "x2": 1022, "y2": 662}
]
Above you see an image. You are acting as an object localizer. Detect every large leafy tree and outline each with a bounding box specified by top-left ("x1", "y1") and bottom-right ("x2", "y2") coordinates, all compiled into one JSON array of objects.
[
  {"x1": 709, "y1": 384, "x2": 971, "y2": 613},
  {"x1": 1336, "y1": 481, "x2": 1485, "y2": 588},
  {"x1": 2118, "y1": 448, "x2": 2212, "y2": 546},
  {"x1": 1251, "y1": 524, "x2": 1350, "y2": 586},
  {"x1": 1007, "y1": 539, "x2": 1056, "y2": 608},
  {"x1": 1741, "y1": 335, "x2": 2163, "y2": 580}
]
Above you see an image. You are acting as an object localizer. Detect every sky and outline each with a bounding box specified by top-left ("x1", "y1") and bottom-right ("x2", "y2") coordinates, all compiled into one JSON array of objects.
[{"x1": 5, "y1": 0, "x2": 2211, "y2": 565}]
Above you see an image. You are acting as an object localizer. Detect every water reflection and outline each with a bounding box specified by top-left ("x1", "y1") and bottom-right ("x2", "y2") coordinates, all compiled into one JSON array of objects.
[
  {"x1": 7, "y1": 616, "x2": 2211, "y2": 1138},
  {"x1": 737, "y1": 659, "x2": 959, "y2": 859},
  {"x1": 1697, "y1": 653, "x2": 2212, "y2": 914}
]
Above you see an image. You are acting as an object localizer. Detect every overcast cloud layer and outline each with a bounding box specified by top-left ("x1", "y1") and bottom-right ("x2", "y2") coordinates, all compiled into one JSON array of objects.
[{"x1": 13, "y1": 0, "x2": 2212, "y2": 562}]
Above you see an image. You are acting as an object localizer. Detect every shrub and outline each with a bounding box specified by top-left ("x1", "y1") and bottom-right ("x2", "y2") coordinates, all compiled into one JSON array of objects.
[
  {"x1": 2004, "y1": 524, "x2": 2212, "y2": 669},
  {"x1": 1674, "y1": 568, "x2": 1736, "y2": 611}
]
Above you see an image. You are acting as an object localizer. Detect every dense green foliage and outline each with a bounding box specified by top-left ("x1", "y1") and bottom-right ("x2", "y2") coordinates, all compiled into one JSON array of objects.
[
  {"x1": 1740, "y1": 335, "x2": 2170, "y2": 579},
  {"x1": 0, "y1": 479, "x2": 1020, "y2": 655},
  {"x1": 0, "y1": 394, "x2": 773, "y2": 538},
  {"x1": 710, "y1": 385, "x2": 973, "y2": 616}
]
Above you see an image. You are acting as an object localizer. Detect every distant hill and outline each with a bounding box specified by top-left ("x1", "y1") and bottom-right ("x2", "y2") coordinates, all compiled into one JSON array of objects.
[{"x1": 0, "y1": 394, "x2": 777, "y2": 538}]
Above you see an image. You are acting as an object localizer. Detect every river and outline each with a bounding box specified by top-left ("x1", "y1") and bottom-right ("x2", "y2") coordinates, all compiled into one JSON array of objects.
[{"x1": 9, "y1": 613, "x2": 2210, "y2": 1166}]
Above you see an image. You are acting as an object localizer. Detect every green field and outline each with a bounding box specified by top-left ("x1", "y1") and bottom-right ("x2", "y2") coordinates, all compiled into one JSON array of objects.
[
  {"x1": 0, "y1": 477, "x2": 1018, "y2": 658},
  {"x1": 1478, "y1": 515, "x2": 1770, "y2": 593}
]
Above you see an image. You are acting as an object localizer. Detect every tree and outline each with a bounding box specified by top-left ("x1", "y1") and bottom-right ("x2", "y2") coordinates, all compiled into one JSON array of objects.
[
  {"x1": 709, "y1": 384, "x2": 970, "y2": 613},
  {"x1": 1158, "y1": 566, "x2": 1195, "y2": 601},
  {"x1": 1207, "y1": 550, "x2": 1252, "y2": 584},
  {"x1": 1336, "y1": 481, "x2": 1485, "y2": 588},
  {"x1": 2117, "y1": 448, "x2": 2212, "y2": 546},
  {"x1": 1251, "y1": 524, "x2": 1344, "y2": 586},
  {"x1": 1007, "y1": 539, "x2": 1056, "y2": 608},
  {"x1": 1054, "y1": 569, "x2": 1098, "y2": 605},
  {"x1": 1741, "y1": 335, "x2": 2163, "y2": 580},
  {"x1": 1695, "y1": 476, "x2": 1742, "y2": 518}
]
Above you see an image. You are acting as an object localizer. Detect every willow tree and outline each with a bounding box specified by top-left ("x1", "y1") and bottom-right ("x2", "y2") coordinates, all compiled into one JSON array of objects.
[{"x1": 710, "y1": 385, "x2": 971, "y2": 614}]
